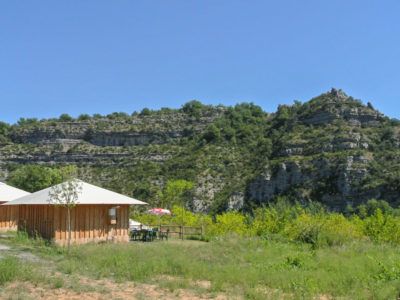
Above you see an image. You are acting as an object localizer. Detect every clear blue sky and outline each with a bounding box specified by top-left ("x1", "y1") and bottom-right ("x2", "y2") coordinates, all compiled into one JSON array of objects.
[{"x1": 1, "y1": 1, "x2": 400, "y2": 123}]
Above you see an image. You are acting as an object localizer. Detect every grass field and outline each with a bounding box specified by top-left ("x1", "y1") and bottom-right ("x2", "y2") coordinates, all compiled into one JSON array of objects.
[{"x1": 1, "y1": 232, "x2": 400, "y2": 299}]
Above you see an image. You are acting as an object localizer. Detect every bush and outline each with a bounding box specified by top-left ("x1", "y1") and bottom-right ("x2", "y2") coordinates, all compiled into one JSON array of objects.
[
  {"x1": 77, "y1": 114, "x2": 91, "y2": 121},
  {"x1": 284, "y1": 213, "x2": 364, "y2": 248},
  {"x1": 363, "y1": 209, "x2": 400, "y2": 244},
  {"x1": 207, "y1": 212, "x2": 249, "y2": 237},
  {"x1": 59, "y1": 114, "x2": 74, "y2": 122},
  {"x1": 134, "y1": 202, "x2": 400, "y2": 246}
]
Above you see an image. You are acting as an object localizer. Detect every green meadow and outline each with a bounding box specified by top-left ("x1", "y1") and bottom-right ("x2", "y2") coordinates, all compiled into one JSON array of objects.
[{"x1": 2, "y1": 201, "x2": 400, "y2": 299}]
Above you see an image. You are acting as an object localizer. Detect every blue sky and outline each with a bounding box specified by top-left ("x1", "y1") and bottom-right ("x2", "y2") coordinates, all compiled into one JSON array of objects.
[{"x1": 1, "y1": 1, "x2": 400, "y2": 123}]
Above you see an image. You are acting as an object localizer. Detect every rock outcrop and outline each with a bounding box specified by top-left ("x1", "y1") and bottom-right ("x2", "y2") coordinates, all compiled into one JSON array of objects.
[
  {"x1": 247, "y1": 155, "x2": 376, "y2": 210},
  {"x1": 300, "y1": 89, "x2": 383, "y2": 126}
]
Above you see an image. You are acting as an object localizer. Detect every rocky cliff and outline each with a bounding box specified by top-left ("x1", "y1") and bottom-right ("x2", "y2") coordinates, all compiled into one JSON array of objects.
[{"x1": 1, "y1": 91, "x2": 400, "y2": 212}]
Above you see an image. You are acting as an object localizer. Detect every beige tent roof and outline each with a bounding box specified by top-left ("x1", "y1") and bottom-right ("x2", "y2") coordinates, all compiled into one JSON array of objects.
[
  {"x1": 3, "y1": 180, "x2": 147, "y2": 206},
  {"x1": 0, "y1": 182, "x2": 30, "y2": 202}
]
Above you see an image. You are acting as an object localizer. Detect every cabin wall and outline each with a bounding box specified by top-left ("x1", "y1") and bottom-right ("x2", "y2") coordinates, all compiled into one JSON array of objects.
[
  {"x1": 0, "y1": 205, "x2": 19, "y2": 231},
  {"x1": 16, "y1": 205, "x2": 130, "y2": 245},
  {"x1": 18, "y1": 205, "x2": 55, "y2": 239},
  {"x1": 52, "y1": 204, "x2": 130, "y2": 245}
]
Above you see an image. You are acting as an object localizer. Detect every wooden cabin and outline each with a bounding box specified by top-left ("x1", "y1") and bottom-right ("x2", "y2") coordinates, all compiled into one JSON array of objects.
[
  {"x1": 0, "y1": 183, "x2": 30, "y2": 231},
  {"x1": 3, "y1": 180, "x2": 147, "y2": 245}
]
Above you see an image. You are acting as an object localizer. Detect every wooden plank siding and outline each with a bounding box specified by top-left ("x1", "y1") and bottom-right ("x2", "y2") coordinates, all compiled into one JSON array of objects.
[
  {"x1": 18, "y1": 205, "x2": 55, "y2": 239},
  {"x1": 17, "y1": 204, "x2": 130, "y2": 245},
  {"x1": 0, "y1": 205, "x2": 19, "y2": 231}
]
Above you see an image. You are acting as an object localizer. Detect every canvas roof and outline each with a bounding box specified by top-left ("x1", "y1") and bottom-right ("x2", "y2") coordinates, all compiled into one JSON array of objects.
[
  {"x1": 3, "y1": 179, "x2": 147, "y2": 206},
  {"x1": 0, "y1": 182, "x2": 30, "y2": 203}
]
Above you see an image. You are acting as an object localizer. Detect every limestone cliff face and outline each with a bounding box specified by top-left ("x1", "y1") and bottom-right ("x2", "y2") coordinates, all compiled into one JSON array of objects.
[
  {"x1": 1, "y1": 90, "x2": 399, "y2": 212},
  {"x1": 300, "y1": 89, "x2": 383, "y2": 126},
  {"x1": 246, "y1": 153, "x2": 383, "y2": 211},
  {"x1": 244, "y1": 89, "x2": 390, "y2": 211},
  {"x1": 10, "y1": 123, "x2": 89, "y2": 144},
  {"x1": 88, "y1": 131, "x2": 182, "y2": 147},
  {"x1": 10, "y1": 110, "x2": 223, "y2": 146}
]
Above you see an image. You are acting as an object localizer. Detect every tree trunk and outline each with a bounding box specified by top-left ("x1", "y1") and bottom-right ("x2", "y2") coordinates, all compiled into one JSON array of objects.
[
  {"x1": 67, "y1": 206, "x2": 71, "y2": 252},
  {"x1": 181, "y1": 204, "x2": 184, "y2": 240}
]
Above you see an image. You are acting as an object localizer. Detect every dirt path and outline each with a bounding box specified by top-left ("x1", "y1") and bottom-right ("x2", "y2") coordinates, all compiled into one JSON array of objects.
[
  {"x1": 0, "y1": 240, "x2": 44, "y2": 264},
  {"x1": 0, "y1": 243, "x2": 11, "y2": 251}
]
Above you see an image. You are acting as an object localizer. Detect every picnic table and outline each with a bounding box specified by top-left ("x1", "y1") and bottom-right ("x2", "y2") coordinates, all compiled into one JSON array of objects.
[{"x1": 130, "y1": 228, "x2": 169, "y2": 242}]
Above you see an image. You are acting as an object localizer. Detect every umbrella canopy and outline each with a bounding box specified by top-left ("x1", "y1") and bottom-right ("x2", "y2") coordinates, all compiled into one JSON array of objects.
[{"x1": 147, "y1": 208, "x2": 171, "y2": 215}]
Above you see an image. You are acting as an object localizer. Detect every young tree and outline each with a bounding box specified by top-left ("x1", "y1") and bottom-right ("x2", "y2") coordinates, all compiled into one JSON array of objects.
[
  {"x1": 160, "y1": 179, "x2": 194, "y2": 209},
  {"x1": 160, "y1": 179, "x2": 194, "y2": 240},
  {"x1": 48, "y1": 177, "x2": 82, "y2": 251}
]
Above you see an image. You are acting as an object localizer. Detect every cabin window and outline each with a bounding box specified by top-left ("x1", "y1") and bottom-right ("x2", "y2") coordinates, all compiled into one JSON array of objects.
[{"x1": 108, "y1": 207, "x2": 117, "y2": 224}]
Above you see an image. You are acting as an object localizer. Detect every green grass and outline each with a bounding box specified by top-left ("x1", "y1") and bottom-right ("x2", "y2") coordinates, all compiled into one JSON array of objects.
[
  {"x1": 4, "y1": 233, "x2": 400, "y2": 299},
  {"x1": 0, "y1": 256, "x2": 36, "y2": 286}
]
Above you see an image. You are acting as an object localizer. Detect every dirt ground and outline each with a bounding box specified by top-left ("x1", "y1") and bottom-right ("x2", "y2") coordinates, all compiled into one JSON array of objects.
[{"x1": 1, "y1": 279, "x2": 230, "y2": 300}]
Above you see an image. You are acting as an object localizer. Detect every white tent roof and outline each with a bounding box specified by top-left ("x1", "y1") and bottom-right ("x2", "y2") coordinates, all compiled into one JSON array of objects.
[
  {"x1": 0, "y1": 182, "x2": 30, "y2": 202},
  {"x1": 3, "y1": 179, "x2": 147, "y2": 206}
]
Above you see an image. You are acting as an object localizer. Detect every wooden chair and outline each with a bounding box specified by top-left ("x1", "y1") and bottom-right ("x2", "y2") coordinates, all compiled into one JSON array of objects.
[
  {"x1": 151, "y1": 229, "x2": 158, "y2": 241},
  {"x1": 159, "y1": 229, "x2": 169, "y2": 241},
  {"x1": 130, "y1": 230, "x2": 141, "y2": 241}
]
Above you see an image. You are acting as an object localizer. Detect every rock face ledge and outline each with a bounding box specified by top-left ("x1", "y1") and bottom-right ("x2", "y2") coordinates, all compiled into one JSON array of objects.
[{"x1": 247, "y1": 155, "x2": 375, "y2": 211}]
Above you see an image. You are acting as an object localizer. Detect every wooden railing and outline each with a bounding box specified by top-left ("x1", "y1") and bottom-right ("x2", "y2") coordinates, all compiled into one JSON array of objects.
[{"x1": 147, "y1": 224, "x2": 204, "y2": 239}]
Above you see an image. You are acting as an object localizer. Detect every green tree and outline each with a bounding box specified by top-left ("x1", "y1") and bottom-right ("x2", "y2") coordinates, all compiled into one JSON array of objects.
[
  {"x1": 203, "y1": 124, "x2": 221, "y2": 143},
  {"x1": 159, "y1": 179, "x2": 194, "y2": 239},
  {"x1": 8, "y1": 165, "x2": 77, "y2": 192},
  {"x1": 159, "y1": 179, "x2": 194, "y2": 209},
  {"x1": 77, "y1": 114, "x2": 91, "y2": 121},
  {"x1": 140, "y1": 108, "x2": 152, "y2": 116},
  {"x1": 0, "y1": 122, "x2": 10, "y2": 144},
  {"x1": 92, "y1": 113, "x2": 102, "y2": 119},
  {"x1": 59, "y1": 114, "x2": 74, "y2": 122},
  {"x1": 182, "y1": 100, "x2": 204, "y2": 118},
  {"x1": 356, "y1": 199, "x2": 393, "y2": 218},
  {"x1": 17, "y1": 118, "x2": 38, "y2": 126}
]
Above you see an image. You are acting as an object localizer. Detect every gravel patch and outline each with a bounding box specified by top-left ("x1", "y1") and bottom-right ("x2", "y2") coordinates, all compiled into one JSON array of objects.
[{"x1": 0, "y1": 243, "x2": 11, "y2": 251}]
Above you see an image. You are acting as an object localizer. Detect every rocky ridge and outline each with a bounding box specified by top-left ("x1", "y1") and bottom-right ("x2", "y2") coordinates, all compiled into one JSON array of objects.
[{"x1": 1, "y1": 90, "x2": 400, "y2": 212}]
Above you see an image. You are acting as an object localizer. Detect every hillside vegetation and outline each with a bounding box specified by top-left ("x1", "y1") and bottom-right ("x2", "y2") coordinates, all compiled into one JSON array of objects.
[{"x1": 1, "y1": 89, "x2": 400, "y2": 213}]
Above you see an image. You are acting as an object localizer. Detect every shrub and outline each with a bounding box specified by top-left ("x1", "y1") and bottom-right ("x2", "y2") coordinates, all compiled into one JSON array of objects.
[
  {"x1": 363, "y1": 209, "x2": 400, "y2": 244},
  {"x1": 207, "y1": 212, "x2": 249, "y2": 237},
  {"x1": 284, "y1": 213, "x2": 363, "y2": 248},
  {"x1": 134, "y1": 202, "x2": 400, "y2": 246},
  {"x1": 77, "y1": 114, "x2": 91, "y2": 121},
  {"x1": 59, "y1": 113, "x2": 74, "y2": 122}
]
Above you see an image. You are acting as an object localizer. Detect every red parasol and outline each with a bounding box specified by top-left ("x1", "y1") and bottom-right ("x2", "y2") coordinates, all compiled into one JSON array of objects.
[{"x1": 147, "y1": 208, "x2": 172, "y2": 216}]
